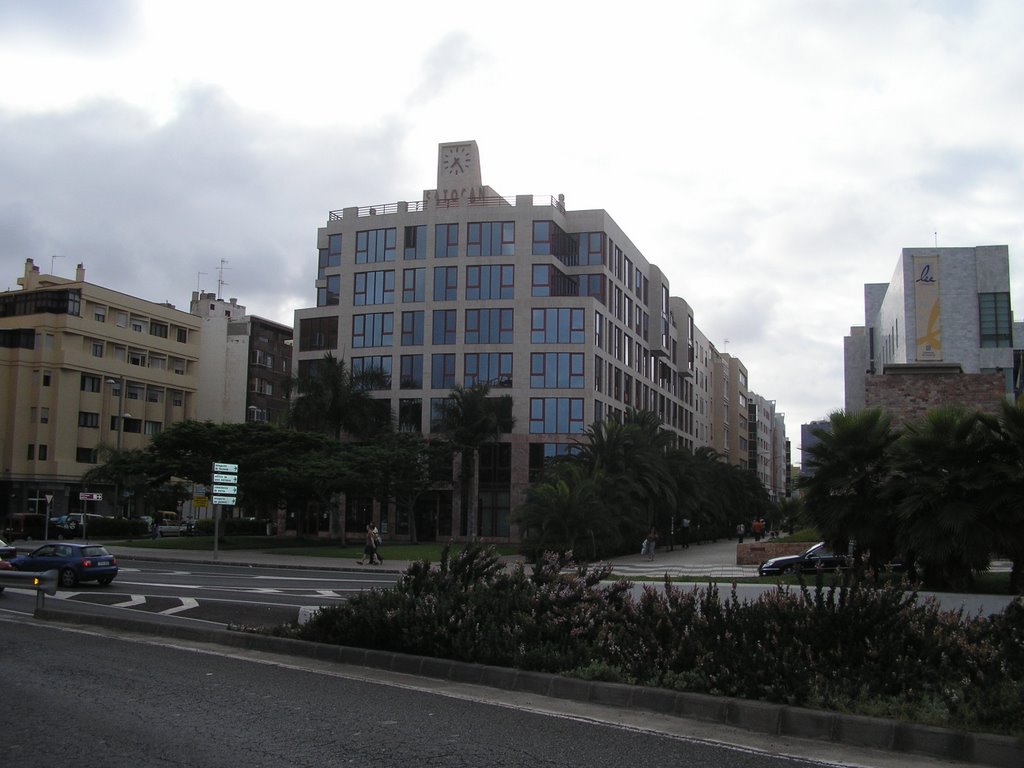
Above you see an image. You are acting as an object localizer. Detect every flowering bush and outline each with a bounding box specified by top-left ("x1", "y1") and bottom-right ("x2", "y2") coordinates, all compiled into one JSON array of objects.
[{"x1": 288, "y1": 545, "x2": 1024, "y2": 736}]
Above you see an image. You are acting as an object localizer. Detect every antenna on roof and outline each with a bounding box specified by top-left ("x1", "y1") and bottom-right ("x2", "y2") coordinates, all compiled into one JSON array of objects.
[
  {"x1": 197, "y1": 271, "x2": 207, "y2": 293},
  {"x1": 934, "y1": 231, "x2": 938, "y2": 247},
  {"x1": 50, "y1": 254, "x2": 64, "y2": 274},
  {"x1": 216, "y1": 259, "x2": 231, "y2": 300}
]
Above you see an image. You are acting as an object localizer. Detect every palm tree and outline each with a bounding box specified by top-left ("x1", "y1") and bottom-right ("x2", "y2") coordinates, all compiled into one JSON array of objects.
[
  {"x1": 990, "y1": 400, "x2": 1024, "y2": 593},
  {"x1": 799, "y1": 408, "x2": 900, "y2": 567},
  {"x1": 436, "y1": 383, "x2": 513, "y2": 541},
  {"x1": 890, "y1": 406, "x2": 1001, "y2": 589},
  {"x1": 515, "y1": 462, "x2": 613, "y2": 560},
  {"x1": 290, "y1": 353, "x2": 391, "y2": 440}
]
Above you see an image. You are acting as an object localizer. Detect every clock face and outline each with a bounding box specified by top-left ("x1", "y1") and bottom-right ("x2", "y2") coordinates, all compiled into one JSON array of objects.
[{"x1": 442, "y1": 145, "x2": 472, "y2": 176}]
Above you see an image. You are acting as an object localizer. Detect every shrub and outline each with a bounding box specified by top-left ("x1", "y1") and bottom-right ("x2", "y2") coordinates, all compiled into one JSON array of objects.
[{"x1": 277, "y1": 546, "x2": 1024, "y2": 736}]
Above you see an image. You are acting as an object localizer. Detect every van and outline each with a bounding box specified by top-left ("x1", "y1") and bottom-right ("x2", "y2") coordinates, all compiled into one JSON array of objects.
[{"x1": 3, "y1": 512, "x2": 48, "y2": 540}]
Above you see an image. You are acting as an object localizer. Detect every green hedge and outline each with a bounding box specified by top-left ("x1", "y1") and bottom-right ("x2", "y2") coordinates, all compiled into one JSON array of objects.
[
  {"x1": 88, "y1": 517, "x2": 150, "y2": 537},
  {"x1": 279, "y1": 545, "x2": 1024, "y2": 737},
  {"x1": 194, "y1": 517, "x2": 273, "y2": 536}
]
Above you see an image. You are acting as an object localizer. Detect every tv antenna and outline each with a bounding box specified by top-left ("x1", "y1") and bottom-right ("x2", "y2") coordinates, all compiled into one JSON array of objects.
[
  {"x1": 50, "y1": 254, "x2": 64, "y2": 274},
  {"x1": 216, "y1": 259, "x2": 231, "y2": 300},
  {"x1": 196, "y1": 271, "x2": 207, "y2": 293}
]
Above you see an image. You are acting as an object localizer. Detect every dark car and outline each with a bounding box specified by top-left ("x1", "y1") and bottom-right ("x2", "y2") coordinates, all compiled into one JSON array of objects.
[
  {"x1": 0, "y1": 558, "x2": 11, "y2": 593},
  {"x1": 49, "y1": 513, "x2": 106, "y2": 539},
  {"x1": 0, "y1": 537, "x2": 16, "y2": 560},
  {"x1": 758, "y1": 542, "x2": 849, "y2": 577},
  {"x1": 10, "y1": 543, "x2": 118, "y2": 587},
  {"x1": 3, "y1": 512, "x2": 47, "y2": 541}
]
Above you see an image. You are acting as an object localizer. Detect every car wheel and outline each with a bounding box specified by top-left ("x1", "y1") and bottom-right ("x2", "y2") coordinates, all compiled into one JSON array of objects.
[
  {"x1": 59, "y1": 567, "x2": 79, "y2": 588},
  {"x1": 779, "y1": 565, "x2": 793, "y2": 575},
  {"x1": 97, "y1": 577, "x2": 113, "y2": 586}
]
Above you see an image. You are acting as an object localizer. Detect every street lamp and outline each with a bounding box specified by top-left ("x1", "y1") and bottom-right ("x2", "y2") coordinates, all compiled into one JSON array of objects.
[{"x1": 106, "y1": 376, "x2": 126, "y2": 517}]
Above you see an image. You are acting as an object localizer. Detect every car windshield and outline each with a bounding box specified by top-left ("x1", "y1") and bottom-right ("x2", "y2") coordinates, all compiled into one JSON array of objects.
[{"x1": 80, "y1": 546, "x2": 111, "y2": 557}]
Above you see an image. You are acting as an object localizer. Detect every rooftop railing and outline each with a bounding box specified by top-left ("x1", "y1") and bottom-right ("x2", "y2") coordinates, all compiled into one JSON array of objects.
[{"x1": 327, "y1": 194, "x2": 564, "y2": 222}]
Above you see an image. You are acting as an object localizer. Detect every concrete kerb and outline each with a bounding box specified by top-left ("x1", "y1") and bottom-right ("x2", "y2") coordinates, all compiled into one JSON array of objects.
[{"x1": 33, "y1": 606, "x2": 1023, "y2": 768}]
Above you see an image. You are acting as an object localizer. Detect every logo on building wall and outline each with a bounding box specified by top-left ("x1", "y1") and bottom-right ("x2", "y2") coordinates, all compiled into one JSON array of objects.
[{"x1": 914, "y1": 254, "x2": 941, "y2": 361}]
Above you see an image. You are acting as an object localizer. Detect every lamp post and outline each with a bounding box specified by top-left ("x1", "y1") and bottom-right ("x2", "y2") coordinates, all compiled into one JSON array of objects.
[{"x1": 106, "y1": 376, "x2": 126, "y2": 517}]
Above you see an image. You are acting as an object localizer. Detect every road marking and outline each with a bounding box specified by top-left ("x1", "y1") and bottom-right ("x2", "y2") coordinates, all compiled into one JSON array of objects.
[
  {"x1": 111, "y1": 595, "x2": 147, "y2": 608},
  {"x1": 161, "y1": 597, "x2": 199, "y2": 615}
]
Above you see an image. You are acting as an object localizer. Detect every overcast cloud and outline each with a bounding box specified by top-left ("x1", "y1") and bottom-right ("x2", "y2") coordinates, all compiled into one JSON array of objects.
[{"x1": 2, "y1": 1, "x2": 1023, "y2": 462}]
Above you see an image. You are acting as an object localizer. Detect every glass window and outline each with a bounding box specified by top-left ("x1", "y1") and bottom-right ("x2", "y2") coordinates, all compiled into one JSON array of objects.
[
  {"x1": 299, "y1": 317, "x2": 338, "y2": 351},
  {"x1": 400, "y1": 355, "x2": 423, "y2": 389},
  {"x1": 530, "y1": 352, "x2": 584, "y2": 388},
  {"x1": 464, "y1": 353, "x2": 513, "y2": 388},
  {"x1": 529, "y1": 397, "x2": 585, "y2": 434},
  {"x1": 351, "y1": 355, "x2": 392, "y2": 388},
  {"x1": 398, "y1": 398, "x2": 422, "y2": 432},
  {"x1": 466, "y1": 264, "x2": 514, "y2": 300},
  {"x1": 80, "y1": 374, "x2": 101, "y2": 392},
  {"x1": 402, "y1": 268, "x2": 425, "y2": 302},
  {"x1": 468, "y1": 221, "x2": 515, "y2": 257},
  {"x1": 401, "y1": 311, "x2": 424, "y2": 346},
  {"x1": 317, "y1": 274, "x2": 341, "y2": 306},
  {"x1": 355, "y1": 228, "x2": 396, "y2": 263},
  {"x1": 353, "y1": 270, "x2": 395, "y2": 305},
  {"x1": 404, "y1": 225, "x2": 426, "y2": 260},
  {"x1": 432, "y1": 310, "x2": 457, "y2": 345},
  {"x1": 433, "y1": 266, "x2": 458, "y2": 300},
  {"x1": 78, "y1": 411, "x2": 100, "y2": 428},
  {"x1": 431, "y1": 354, "x2": 455, "y2": 389},
  {"x1": 979, "y1": 292, "x2": 1012, "y2": 348},
  {"x1": 352, "y1": 312, "x2": 394, "y2": 348},
  {"x1": 465, "y1": 308, "x2": 513, "y2": 344},
  {"x1": 318, "y1": 233, "x2": 343, "y2": 277},
  {"x1": 435, "y1": 223, "x2": 459, "y2": 258},
  {"x1": 531, "y1": 308, "x2": 585, "y2": 344}
]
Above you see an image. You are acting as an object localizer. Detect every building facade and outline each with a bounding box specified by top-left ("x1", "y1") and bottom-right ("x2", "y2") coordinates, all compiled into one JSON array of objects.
[
  {"x1": 293, "y1": 141, "x2": 712, "y2": 542},
  {"x1": 844, "y1": 245, "x2": 1015, "y2": 415},
  {"x1": 0, "y1": 259, "x2": 201, "y2": 519},
  {"x1": 191, "y1": 292, "x2": 293, "y2": 427}
]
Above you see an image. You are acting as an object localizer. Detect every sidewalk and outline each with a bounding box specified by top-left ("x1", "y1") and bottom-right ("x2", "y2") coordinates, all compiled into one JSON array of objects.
[{"x1": 90, "y1": 537, "x2": 750, "y2": 578}]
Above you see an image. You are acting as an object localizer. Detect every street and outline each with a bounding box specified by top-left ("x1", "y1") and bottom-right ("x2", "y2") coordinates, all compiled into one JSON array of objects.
[{"x1": 1, "y1": 616, "x2": 967, "y2": 768}]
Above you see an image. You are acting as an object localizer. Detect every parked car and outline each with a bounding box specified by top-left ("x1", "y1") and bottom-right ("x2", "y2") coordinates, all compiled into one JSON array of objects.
[
  {"x1": 2, "y1": 512, "x2": 48, "y2": 541},
  {"x1": 49, "y1": 513, "x2": 106, "y2": 539},
  {"x1": 758, "y1": 542, "x2": 849, "y2": 577},
  {"x1": 0, "y1": 557, "x2": 12, "y2": 593},
  {"x1": 10, "y1": 543, "x2": 118, "y2": 587},
  {"x1": 0, "y1": 537, "x2": 16, "y2": 560}
]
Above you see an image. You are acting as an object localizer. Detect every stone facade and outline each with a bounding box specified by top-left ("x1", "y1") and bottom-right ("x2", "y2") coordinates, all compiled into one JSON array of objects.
[{"x1": 865, "y1": 365, "x2": 1008, "y2": 428}]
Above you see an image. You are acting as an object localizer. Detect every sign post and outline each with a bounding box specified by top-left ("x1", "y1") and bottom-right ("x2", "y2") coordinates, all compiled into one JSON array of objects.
[
  {"x1": 78, "y1": 492, "x2": 102, "y2": 539},
  {"x1": 211, "y1": 462, "x2": 237, "y2": 561}
]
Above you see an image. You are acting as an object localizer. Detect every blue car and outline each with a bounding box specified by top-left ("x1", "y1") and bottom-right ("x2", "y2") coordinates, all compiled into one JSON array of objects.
[{"x1": 10, "y1": 543, "x2": 118, "y2": 587}]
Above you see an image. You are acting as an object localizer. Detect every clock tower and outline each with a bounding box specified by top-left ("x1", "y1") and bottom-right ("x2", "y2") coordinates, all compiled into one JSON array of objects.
[{"x1": 435, "y1": 140, "x2": 483, "y2": 202}]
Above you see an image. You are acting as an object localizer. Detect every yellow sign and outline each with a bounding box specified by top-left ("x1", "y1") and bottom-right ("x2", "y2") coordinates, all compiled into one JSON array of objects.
[{"x1": 193, "y1": 497, "x2": 209, "y2": 508}]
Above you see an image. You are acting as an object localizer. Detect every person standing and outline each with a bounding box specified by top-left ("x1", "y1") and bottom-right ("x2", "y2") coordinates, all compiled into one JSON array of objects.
[
  {"x1": 642, "y1": 527, "x2": 658, "y2": 561},
  {"x1": 680, "y1": 517, "x2": 691, "y2": 549},
  {"x1": 736, "y1": 522, "x2": 745, "y2": 544}
]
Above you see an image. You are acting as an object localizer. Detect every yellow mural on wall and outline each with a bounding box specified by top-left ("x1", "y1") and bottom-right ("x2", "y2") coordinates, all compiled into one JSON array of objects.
[{"x1": 914, "y1": 254, "x2": 941, "y2": 361}]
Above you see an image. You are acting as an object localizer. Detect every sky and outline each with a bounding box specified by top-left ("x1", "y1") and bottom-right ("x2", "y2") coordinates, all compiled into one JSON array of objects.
[{"x1": 2, "y1": 0, "x2": 1023, "y2": 464}]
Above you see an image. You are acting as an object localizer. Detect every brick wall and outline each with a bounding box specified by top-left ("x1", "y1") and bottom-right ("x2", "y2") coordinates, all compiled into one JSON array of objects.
[
  {"x1": 737, "y1": 541, "x2": 809, "y2": 565},
  {"x1": 865, "y1": 369, "x2": 1006, "y2": 428}
]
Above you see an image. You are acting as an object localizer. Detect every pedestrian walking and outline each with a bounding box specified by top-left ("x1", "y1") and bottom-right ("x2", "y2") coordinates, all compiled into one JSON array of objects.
[
  {"x1": 736, "y1": 522, "x2": 745, "y2": 544},
  {"x1": 356, "y1": 523, "x2": 381, "y2": 565},
  {"x1": 681, "y1": 517, "x2": 691, "y2": 549},
  {"x1": 641, "y1": 527, "x2": 658, "y2": 560}
]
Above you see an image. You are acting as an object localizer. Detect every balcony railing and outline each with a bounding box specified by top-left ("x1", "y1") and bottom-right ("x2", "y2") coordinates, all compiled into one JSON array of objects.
[{"x1": 327, "y1": 194, "x2": 564, "y2": 221}]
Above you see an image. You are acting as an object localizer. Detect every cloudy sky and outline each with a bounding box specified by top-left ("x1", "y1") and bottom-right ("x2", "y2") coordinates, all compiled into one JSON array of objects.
[{"x1": 2, "y1": 0, "x2": 1022, "y2": 462}]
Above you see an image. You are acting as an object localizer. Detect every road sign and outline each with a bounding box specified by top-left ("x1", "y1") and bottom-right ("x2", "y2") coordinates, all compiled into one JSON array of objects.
[
  {"x1": 79, "y1": 492, "x2": 103, "y2": 501},
  {"x1": 212, "y1": 473, "x2": 237, "y2": 484},
  {"x1": 213, "y1": 462, "x2": 238, "y2": 473},
  {"x1": 193, "y1": 497, "x2": 208, "y2": 508},
  {"x1": 212, "y1": 484, "x2": 237, "y2": 494},
  {"x1": 212, "y1": 495, "x2": 236, "y2": 505}
]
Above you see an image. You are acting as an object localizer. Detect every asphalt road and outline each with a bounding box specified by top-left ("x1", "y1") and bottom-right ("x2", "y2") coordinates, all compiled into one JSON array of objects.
[{"x1": 3, "y1": 616, "x2": 965, "y2": 768}]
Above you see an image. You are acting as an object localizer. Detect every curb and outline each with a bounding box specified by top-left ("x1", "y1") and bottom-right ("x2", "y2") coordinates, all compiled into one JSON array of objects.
[{"x1": 35, "y1": 606, "x2": 1022, "y2": 767}]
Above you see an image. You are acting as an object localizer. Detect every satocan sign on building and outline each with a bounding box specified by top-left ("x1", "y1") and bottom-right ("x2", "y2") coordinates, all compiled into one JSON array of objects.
[{"x1": 211, "y1": 462, "x2": 237, "y2": 506}]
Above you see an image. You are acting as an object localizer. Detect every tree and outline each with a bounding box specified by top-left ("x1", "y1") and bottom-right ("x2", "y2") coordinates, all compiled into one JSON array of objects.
[
  {"x1": 799, "y1": 408, "x2": 901, "y2": 569},
  {"x1": 290, "y1": 353, "x2": 391, "y2": 440},
  {"x1": 515, "y1": 461, "x2": 615, "y2": 560},
  {"x1": 990, "y1": 400, "x2": 1024, "y2": 593},
  {"x1": 436, "y1": 384, "x2": 513, "y2": 541},
  {"x1": 890, "y1": 407, "x2": 1001, "y2": 590}
]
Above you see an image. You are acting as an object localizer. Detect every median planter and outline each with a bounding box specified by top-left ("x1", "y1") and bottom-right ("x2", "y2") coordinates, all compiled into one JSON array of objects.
[{"x1": 736, "y1": 541, "x2": 810, "y2": 565}]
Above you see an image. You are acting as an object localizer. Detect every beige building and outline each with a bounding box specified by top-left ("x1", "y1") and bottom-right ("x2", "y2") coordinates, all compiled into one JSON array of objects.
[
  {"x1": 293, "y1": 140, "x2": 706, "y2": 542},
  {"x1": 0, "y1": 259, "x2": 201, "y2": 519}
]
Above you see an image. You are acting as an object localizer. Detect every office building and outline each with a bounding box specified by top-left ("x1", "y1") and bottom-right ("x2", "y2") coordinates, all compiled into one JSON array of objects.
[{"x1": 293, "y1": 141, "x2": 709, "y2": 542}]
